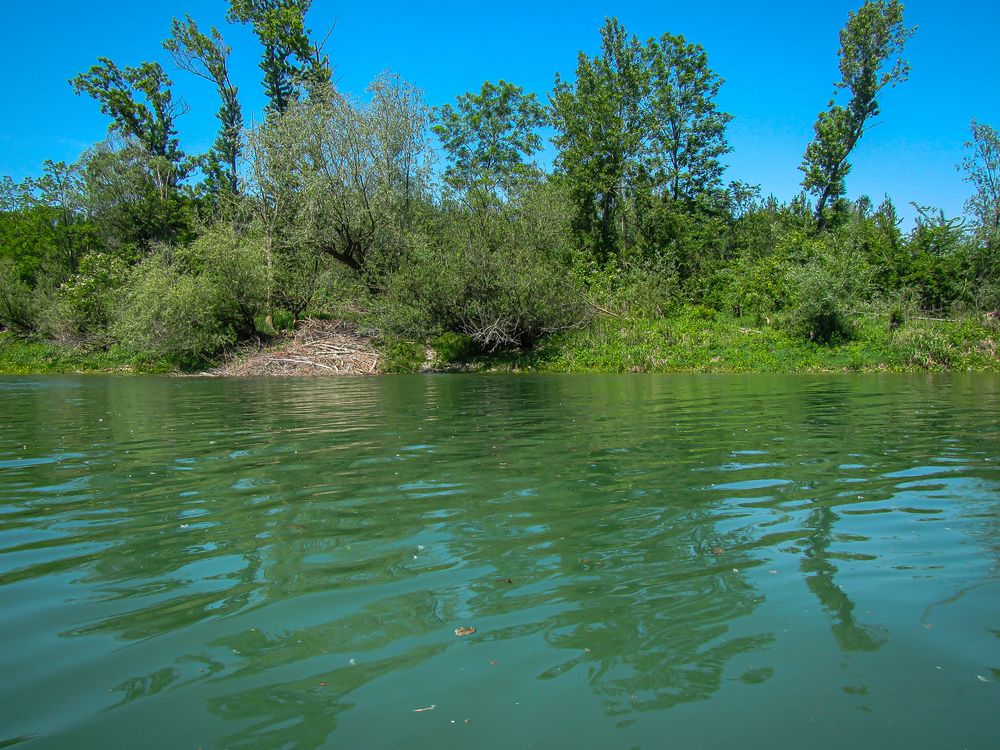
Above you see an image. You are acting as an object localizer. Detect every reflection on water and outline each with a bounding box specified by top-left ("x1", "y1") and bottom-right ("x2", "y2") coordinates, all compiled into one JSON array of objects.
[{"x1": 0, "y1": 374, "x2": 998, "y2": 749}]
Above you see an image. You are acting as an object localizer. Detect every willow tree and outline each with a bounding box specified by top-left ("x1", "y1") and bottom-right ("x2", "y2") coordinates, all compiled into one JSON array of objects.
[
  {"x1": 800, "y1": 0, "x2": 915, "y2": 231},
  {"x1": 962, "y1": 121, "x2": 1000, "y2": 237},
  {"x1": 242, "y1": 73, "x2": 431, "y2": 308}
]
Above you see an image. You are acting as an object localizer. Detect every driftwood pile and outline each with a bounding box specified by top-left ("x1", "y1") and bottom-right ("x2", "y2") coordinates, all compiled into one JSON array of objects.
[{"x1": 208, "y1": 319, "x2": 379, "y2": 377}]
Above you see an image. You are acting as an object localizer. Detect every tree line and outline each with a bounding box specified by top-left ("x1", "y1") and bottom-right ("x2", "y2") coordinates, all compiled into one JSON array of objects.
[{"x1": 1, "y1": 0, "x2": 997, "y2": 364}]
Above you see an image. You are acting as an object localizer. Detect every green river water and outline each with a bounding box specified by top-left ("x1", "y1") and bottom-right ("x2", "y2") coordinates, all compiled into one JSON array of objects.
[{"x1": 0, "y1": 374, "x2": 998, "y2": 749}]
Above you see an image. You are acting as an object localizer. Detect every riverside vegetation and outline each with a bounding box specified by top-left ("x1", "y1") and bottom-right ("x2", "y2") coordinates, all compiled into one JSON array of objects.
[{"x1": 1, "y1": 1, "x2": 998, "y2": 374}]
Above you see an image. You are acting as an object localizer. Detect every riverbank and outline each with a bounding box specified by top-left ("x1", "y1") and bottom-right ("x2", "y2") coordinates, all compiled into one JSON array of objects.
[{"x1": 2, "y1": 307, "x2": 998, "y2": 376}]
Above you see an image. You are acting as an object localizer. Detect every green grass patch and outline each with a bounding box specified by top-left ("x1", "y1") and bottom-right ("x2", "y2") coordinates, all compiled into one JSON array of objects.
[
  {"x1": 444, "y1": 306, "x2": 1000, "y2": 374},
  {"x1": 376, "y1": 338, "x2": 426, "y2": 373},
  {"x1": 0, "y1": 334, "x2": 180, "y2": 375}
]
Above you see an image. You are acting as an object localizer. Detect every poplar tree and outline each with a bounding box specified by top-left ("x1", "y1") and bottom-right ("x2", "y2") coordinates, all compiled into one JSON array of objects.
[
  {"x1": 164, "y1": 16, "x2": 243, "y2": 198},
  {"x1": 800, "y1": 0, "x2": 915, "y2": 231}
]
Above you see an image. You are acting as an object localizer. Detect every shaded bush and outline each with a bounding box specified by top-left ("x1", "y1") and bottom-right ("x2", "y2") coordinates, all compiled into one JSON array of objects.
[
  {"x1": 380, "y1": 184, "x2": 587, "y2": 351},
  {"x1": 785, "y1": 263, "x2": 853, "y2": 344},
  {"x1": 0, "y1": 259, "x2": 37, "y2": 334}
]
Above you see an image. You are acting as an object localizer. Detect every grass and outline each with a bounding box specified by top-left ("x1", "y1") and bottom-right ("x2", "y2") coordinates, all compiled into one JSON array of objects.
[
  {"x1": 0, "y1": 334, "x2": 179, "y2": 375},
  {"x1": 425, "y1": 306, "x2": 1000, "y2": 374}
]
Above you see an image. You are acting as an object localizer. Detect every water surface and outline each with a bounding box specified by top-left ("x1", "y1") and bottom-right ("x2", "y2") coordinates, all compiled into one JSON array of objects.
[{"x1": 1, "y1": 374, "x2": 998, "y2": 748}]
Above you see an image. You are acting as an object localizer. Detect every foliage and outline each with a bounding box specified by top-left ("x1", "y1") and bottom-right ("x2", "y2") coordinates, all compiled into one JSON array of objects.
[
  {"x1": 59, "y1": 250, "x2": 131, "y2": 332},
  {"x1": 112, "y1": 250, "x2": 232, "y2": 360},
  {"x1": 2, "y1": 11, "x2": 999, "y2": 372},
  {"x1": 785, "y1": 263, "x2": 854, "y2": 344},
  {"x1": 381, "y1": 182, "x2": 586, "y2": 351},
  {"x1": 433, "y1": 80, "x2": 547, "y2": 208},
  {"x1": 0, "y1": 260, "x2": 38, "y2": 333},
  {"x1": 242, "y1": 72, "x2": 431, "y2": 283},
  {"x1": 165, "y1": 16, "x2": 243, "y2": 200},
  {"x1": 801, "y1": 0, "x2": 915, "y2": 228},
  {"x1": 376, "y1": 339, "x2": 425, "y2": 373},
  {"x1": 551, "y1": 18, "x2": 732, "y2": 262},
  {"x1": 70, "y1": 58, "x2": 187, "y2": 183},
  {"x1": 227, "y1": 0, "x2": 330, "y2": 115}
]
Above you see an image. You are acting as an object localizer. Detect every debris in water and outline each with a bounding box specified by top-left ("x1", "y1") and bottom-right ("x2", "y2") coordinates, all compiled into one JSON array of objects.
[
  {"x1": 711, "y1": 547, "x2": 724, "y2": 555},
  {"x1": 413, "y1": 705, "x2": 436, "y2": 713},
  {"x1": 768, "y1": 570, "x2": 778, "y2": 575},
  {"x1": 455, "y1": 626, "x2": 476, "y2": 637},
  {"x1": 977, "y1": 674, "x2": 990, "y2": 683},
  {"x1": 489, "y1": 660, "x2": 498, "y2": 666},
  {"x1": 497, "y1": 577, "x2": 513, "y2": 584},
  {"x1": 319, "y1": 682, "x2": 327, "y2": 687}
]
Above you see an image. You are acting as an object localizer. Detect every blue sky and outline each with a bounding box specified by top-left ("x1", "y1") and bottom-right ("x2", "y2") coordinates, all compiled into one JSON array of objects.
[{"x1": 1, "y1": 0, "x2": 997, "y2": 227}]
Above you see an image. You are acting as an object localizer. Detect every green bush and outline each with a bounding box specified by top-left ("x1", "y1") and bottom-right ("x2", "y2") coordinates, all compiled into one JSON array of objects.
[
  {"x1": 112, "y1": 252, "x2": 232, "y2": 361},
  {"x1": 785, "y1": 263, "x2": 853, "y2": 344},
  {"x1": 380, "y1": 184, "x2": 586, "y2": 351},
  {"x1": 0, "y1": 259, "x2": 37, "y2": 333},
  {"x1": 378, "y1": 339, "x2": 425, "y2": 373},
  {"x1": 59, "y1": 250, "x2": 131, "y2": 333}
]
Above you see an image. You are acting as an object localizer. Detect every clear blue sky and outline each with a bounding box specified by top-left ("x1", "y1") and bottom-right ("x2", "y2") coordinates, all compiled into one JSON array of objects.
[{"x1": 1, "y1": 0, "x2": 997, "y2": 227}]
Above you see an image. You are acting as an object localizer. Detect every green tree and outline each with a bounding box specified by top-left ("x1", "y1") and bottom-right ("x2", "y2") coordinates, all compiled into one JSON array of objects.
[
  {"x1": 80, "y1": 138, "x2": 194, "y2": 251},
  {"x1": 551, "y1": 17, "x2": 647, "y2": 261},
  {"x1": 645, "y1": 33, "x2": 732, "y2": 202},
  {"x1": 551, "y1": 18, "x2": 732, "y2": 263},
  {"x1": 800, "y1": 0, "x2": 915, "y2": 230},
  {"x1": 242, "y1": 73, "x2": 430, "y2": 296},
  {"x1": 70, "y1": 58, "x2": 187, "y2": 184},
  {"x1": 71, "y1": 58, "x2": 193, "y2": 248},
  {"x1": 227, "y1": 0, "x2": 331, "y2": 116},
  {"x1": 433, "y1": 80, "x2": 547, "y2": 209},
  {"x1": 961, "y1": 120, "x2": 1000, "y2": 237},
  {"x1": 164, "y1": 16, "x2": 243, "y2": 199}
]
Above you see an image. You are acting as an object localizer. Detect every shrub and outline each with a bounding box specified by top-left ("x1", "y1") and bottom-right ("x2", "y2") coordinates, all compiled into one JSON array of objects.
[
  {"x1": 380, "y1": 184, "x2": 586, "y2": 351},
  {"x1": 0, "y1": 260, "x2": 37, "y2": 333},
  {"x1": 785, "y1": 263, "x2": 853, "y2": 344},
  {"x1": 112, "y1": 252, "x2": 232, "y2": 361}
]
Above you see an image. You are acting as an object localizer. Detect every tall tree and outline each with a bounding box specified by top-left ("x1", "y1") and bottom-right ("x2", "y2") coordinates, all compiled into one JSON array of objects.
[
  {"x1": 227, "y1": 0, "x2": 331, "y2": 116},
  {"x1": 551, "y1": 18, "x2": 732, "y2": 262},
  {"x1": 71, "y1": 59, "x2": 185, "y2": 171},
  {"x1": 164, "y1": 15, "x2": 243, "y2": 198},
  {"x1": 800, "y1": 0, "x2": 915, "y2": 230},
  {"x1": 961, "y1": 120, "x2": 1000, "y2": 237},
  {"x1": 71, "y1": 59, "x2": 191, "y2": 247},
  {"x1": 433, "y1": 80, "x2": 547, "y2": 209},
  {"x1": 645, "y1": 33, "x2": 732, "y2": 202},
  {"x1": 550, "y1": 18, "x2": 649, "y2": 261}
]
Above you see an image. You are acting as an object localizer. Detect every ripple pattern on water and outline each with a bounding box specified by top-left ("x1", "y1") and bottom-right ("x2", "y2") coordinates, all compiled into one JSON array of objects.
[{"x1": 1, "y1": 373, "x2": 999, "y2": 749}]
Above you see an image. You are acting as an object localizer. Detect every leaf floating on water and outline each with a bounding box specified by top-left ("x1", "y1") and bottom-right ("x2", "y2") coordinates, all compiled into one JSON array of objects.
[
  {"x1": 413, "y1": 704, "x2": 436, "y2": 712},
  {"x1": 455, "y1": 626, "x2": 477, "y2": 637}
]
